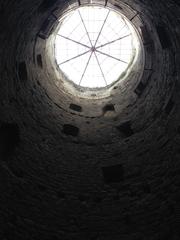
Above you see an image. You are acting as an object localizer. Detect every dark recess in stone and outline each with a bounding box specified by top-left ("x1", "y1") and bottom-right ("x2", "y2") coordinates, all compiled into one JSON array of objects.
[
  {"x1": 140, "y1": 26, "x2": 151, "y2": 44},
  {"x1": 37, "y1": 54, "x2": 43, "y2": 68},
  {"x1": 39, "y1": 15, "x2": 57, "y2": 39},
  {"x1": 41, "y1": 18, "x2": 51, "y2": 32},
  {"x1": 0, "y1": 122, "x2": 20, "y2": 159},
  {"x1": 114, "y1": 4, "x2": 123, "y2": 10},
  {"x1": 173, "y1": 0, "x2": 180, "y2": 6},
  {"x1": 78, "y1": 194, "x2": 89, "y2": 202},
  {"x1": 102, "y1": 164, "x2": 124, "y2": 183},
  {"x1": 62, "y1": 124, "x2": 79, "y2": 137},
  {"x1": 116, "y1": 121, "x2": 134, "y2": 138},
  {"x1": 38, "y1": 0, "x2": 58, "y2": 12},
  {"x1": 177, "y1": 126, "x2": 180, "y2": 134},
  {"x1": 103, "y1": 104, "x2": 115, "y2": 112},
  {"x1": 38, "y1": 184, "x2": 47, "y2": 192},
  {"x1": 70, "y1": 103, "x2": 82, "y2": 112},
  {"x1": 113, "y1": 194, "x2": 120, "y2": 200},
  {"x1": 165, "y1": 98, "x2": 174, "y2": 115},
  {"x1": 18, "y1": 61, "x2": 27, "y2": 83},
  {"x1": 93, "y1": 195, "x2": 102, "y2": 203},
  {"x1": 156, "y1": 26, "x2": 171, "y2": 49},
  {"x1": 143, "y1": 183, "x2": 151, "y2": 194},
  {"x1": 57, "y1": 191, "x2": 66, "y2": 199},
  {"x1": 135, "y1": 82, "x2": 146, "y2": 96}
]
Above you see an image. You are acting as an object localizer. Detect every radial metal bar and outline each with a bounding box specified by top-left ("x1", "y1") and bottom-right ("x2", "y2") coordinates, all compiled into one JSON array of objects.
[
  {"x1": 57, "y1": 34, "x2": 91, "y2": 48},
  {"x1": 78, "y1": 10, "x2": 93, "y2": 47},
  {"x1": 68, "y1": 21, "x2": 82, "y2": 36},
  {"x1": 79, "y1": 52, "x2": 93, "y2": 85},
  {"x1": 96, "y1": 34, "x2": 132, "y2": 49},
  {"x1": 96, "y1": 49, "x2": 128, "y2": 64},
  {"x1": 130, "y1": 13, "x2": 138, "y2": 21},
  {"x1": 94, "y1": 52, "x2": 107, "y2": 86},
  {"x1": 94, "y1": 10, "x2": 110, "y2": 47},
  {"x1": 59, "y1": 50, "x2": 91, "y2": 65}
]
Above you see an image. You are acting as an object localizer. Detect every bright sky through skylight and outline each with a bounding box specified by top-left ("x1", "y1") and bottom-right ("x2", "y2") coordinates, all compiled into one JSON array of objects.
[{"x1": 55, "y1": 6, "x2": 135, "y2": 88}]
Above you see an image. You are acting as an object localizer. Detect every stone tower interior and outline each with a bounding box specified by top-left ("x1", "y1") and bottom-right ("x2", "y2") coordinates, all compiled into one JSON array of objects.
[{"x1": 0, "y1": 0, "x2": 180, "y2": 239}]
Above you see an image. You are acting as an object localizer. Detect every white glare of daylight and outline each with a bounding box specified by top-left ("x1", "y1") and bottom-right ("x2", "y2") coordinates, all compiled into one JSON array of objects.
[{"x1": 55, "y1": 6, "x2": 136, "y2": 88}]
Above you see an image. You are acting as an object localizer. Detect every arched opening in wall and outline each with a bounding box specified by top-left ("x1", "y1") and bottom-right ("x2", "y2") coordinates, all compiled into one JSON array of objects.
[{"x1": 49, "y1": 2, "x2": 144, "y2": 99}]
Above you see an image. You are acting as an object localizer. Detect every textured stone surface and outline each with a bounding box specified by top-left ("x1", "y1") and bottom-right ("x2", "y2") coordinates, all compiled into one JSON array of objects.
[{"x1": 0, "y1": 0, "x2": 180, "y2": 239}]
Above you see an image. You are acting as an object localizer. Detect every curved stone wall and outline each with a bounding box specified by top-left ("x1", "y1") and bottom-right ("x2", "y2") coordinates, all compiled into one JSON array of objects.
[{"x1": 0, "y1": 0, "x2": 180, "y2": 239}]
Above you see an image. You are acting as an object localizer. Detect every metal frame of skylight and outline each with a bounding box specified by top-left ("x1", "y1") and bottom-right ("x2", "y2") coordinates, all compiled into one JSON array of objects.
[{"x1": 55, "y1": 6, "x2": 134, "y2": 88}]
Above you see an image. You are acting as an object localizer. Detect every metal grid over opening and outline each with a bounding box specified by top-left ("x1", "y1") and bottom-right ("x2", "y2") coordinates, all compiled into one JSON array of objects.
[{"x1": 55, "y1": 5, "x2": 136, "y2": 88}]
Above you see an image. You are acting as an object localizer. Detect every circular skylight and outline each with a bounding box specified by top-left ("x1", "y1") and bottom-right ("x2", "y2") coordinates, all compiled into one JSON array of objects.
[{"x1": 55, "y1": 5, "x2": 138, "y2": 89}]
